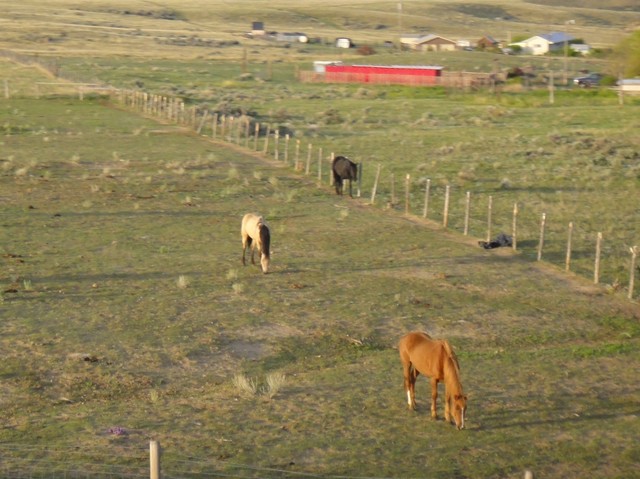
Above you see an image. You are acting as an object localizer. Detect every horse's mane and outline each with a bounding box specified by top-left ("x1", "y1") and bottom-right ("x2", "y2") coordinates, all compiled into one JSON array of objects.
[
  {"x1": 259, "y1": 222, "x2": 270, "y2": 258},
  {"x1": 441, "y1": 340, "x2": 463, "y2": 391}
]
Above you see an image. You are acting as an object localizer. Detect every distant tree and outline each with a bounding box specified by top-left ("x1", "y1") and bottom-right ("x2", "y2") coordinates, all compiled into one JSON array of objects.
[{"x1": 612, "y1": 30, "x2": 640, "y2": 78}]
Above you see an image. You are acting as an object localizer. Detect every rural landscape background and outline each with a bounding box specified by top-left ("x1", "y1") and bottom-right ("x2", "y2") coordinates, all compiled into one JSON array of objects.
[{"x1": 1, "y1": 1, "x2": 639, "y2": 478}]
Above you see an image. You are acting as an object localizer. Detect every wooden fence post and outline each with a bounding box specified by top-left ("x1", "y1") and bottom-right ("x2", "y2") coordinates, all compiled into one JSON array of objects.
[
  {"x1": 284, "y1": 134, "x2": 290, "y2": 164},
  {"x1": 197, "y1": 111, "x2": 208, "y2": 135},
  {"x1": 537, "y1": 213, "x2": 546, "y2": 261},
  {"x1": 512, "y1": 202, "x2": 518, "y2": 251},
  {"x1": 274, "y1": 129, "x2": 280, "y2": 160},
  {"x1": 305, "y1": 144, "x2": 312, "y2": 175},
  {"x1": 317, "y1": 147, "x2": 323, "y2": 182},
  {"x1": 422, "y1": 179, "x2": 431, "y2": 219},
  {"x1": 220, "y1": 115, "x2": 226, "y2": 139},
  {"x1": 227, "y1": 116, "x2": 234, "y2": 141},
  {"x1": 463, "y1": 191, "x2": 471, "y2": 235},
  {"x1": 212, "y1": 114, "x2": 218, "y2": 139},
  {"x1": 565, "y1": 222, "x2": 574, "y2": 271},
  {"x1": 357, "y1": 161, "x2": 362, "y2": 198},
  {"x1": 594, "y1": 232, "x2": 602, "y2": 284},
  {"x1": 390, "y1": 173, "x2": 396, "y2": 206},
  {"x1": 295, "y1": 140, "x2": 301, "y2": 170},
  {"x1": 254, "y1": 123, "x2": 260, "y2": 150},
  {"x1": 371, "y1": 164, "x2": 381, "y2": 205},
  {"x1": 443, "y1": 185, "x2": 450, "y2": 228},
  {"x1": 629, "y1": 246, "x2": 638, "y2": 300},
  {"x1": 486, "y1": 195, "x2": 493, "y2": 242},
  {"x1": 150, "y1": 440, "x2": 161, "y2": 479},
  {"x1": 262, "y1": 125, "x2": 271, "y2": 154},
  {"x1": 329, "y1": 152, "x2": 335, "y2": 186},
  {"x1": 405, "y1": 174, "x2": 411, "y2": 214}
]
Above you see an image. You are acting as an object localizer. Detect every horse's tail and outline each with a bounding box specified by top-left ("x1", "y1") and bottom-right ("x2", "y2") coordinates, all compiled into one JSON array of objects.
[{"x1": 259, "y1": 223, "x2": 270, "y2": 259}]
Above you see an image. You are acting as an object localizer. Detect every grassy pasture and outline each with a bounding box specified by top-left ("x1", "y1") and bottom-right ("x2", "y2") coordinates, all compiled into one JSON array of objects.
[
  {"x1": 1, "y1": 92, "x2": 640, "y2": 479},
  {"x1": 1, "y1": 1, "x2": 640, "y2": 478}
]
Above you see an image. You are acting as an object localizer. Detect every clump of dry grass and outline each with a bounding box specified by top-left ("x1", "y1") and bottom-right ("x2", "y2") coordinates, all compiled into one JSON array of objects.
[
  {"x1": 232, "y1": 372, "x2": 286, "y2": 399},
  {"x1": 177, "y1": 275, "x2": 190, "y2": 289},
  {"x1": 232, "y1": 374, "x2": 258, "y2": 396},
  {"x1": 226, "y1": 269, "x2": 238, "y2": 280},
  {"x1": 264, "y1": 372, "x2": 286, "y2": 399}
]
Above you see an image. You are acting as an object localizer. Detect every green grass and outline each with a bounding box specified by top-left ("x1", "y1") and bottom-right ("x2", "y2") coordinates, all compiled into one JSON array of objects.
[
  {"x1": 1, "y1": 2, "x2": 640, "y2": 477},
  {"x1": 1, "y1": 94, "x2": 639, "y2": 479}
]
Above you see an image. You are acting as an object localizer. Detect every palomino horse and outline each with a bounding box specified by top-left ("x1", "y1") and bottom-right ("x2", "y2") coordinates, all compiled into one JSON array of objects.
[
  {"x1": 332, "y1": 156, "x2": 358, "y2": 197},
  {"x1": 398, "y1": 331, "x2": 467, "y2": 430},
  {"x1": 241, "y1": 213, "x2": 271, "y2": 274}
]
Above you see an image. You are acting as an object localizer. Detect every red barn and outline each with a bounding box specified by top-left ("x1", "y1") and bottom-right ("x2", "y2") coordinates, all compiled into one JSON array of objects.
[{"x1": 324, "y1": 64, "x2": 444, "y2": 86}]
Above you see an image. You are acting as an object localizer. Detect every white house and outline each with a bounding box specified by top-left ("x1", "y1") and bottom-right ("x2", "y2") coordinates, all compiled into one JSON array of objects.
[{"x1": 510, "y1": 32, "x2": 575, "y2": 55}]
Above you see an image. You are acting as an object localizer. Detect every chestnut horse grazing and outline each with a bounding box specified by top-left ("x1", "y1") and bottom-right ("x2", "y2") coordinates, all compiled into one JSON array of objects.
[
  {"x1": 398, "y1": 331, "x2": 467, "y2": 430},
  {"x1": 241, "y1": 213, "x2": 271, "y2": 274}
]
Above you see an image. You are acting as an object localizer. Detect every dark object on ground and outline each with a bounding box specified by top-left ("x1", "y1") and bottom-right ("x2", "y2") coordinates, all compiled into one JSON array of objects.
[{"x1": 479, "y1": 233, "x2": 513, "y2": 249}]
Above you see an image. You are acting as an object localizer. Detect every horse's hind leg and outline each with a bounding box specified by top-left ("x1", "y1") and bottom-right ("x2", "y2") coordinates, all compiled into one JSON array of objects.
[
  {"x1": 430, "y1": 378, "x2": 439, "y2": 420},
  {"x1": 402, "y1": 361, "x2": 417, "y2": 410}
]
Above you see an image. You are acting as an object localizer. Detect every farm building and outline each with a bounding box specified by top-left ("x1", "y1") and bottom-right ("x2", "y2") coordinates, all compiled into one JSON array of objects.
[
  {"x1": 335, "y1": 37, "x2": 353, "y2": 48},
  {"x1": 618, "y1": 78, "x2": 640, "y2": 93},
  {"x1": 251, "y1": 22, "x2": 265, "y2": 37},
  {"x1": 324, "y1": 64, "x2": 443, "y2": 86},
  {"x1": 476, "y1": 35, "x2": 499, "y2": 50},
  {"x1": 400, "y1": 34, "x2": 457, "y2": 52},
  {"x1": 313, "y1": 61, "x2": 343, "y2": 73}
]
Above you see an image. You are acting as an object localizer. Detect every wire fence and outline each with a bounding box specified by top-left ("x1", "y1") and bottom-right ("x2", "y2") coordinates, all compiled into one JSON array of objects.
[
  {"x1": 111, "y1": 89, "x2": 638, "y2": 300},
  {"x1": 0, "y1": 441, "x2": 537, "y2": 479},
  {"x1": 0, "y1": 69, "x2": 636, "y2": 297}
]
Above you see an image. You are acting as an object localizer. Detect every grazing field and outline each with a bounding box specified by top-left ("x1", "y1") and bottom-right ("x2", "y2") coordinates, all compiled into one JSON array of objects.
[{"x1": 1, "y1": 1, "x2": 639, "y2": 478}]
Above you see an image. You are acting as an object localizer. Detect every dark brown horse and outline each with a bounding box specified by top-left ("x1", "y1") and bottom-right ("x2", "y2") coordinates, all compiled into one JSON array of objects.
[
  {"x1": 398, "y1": 331, "x2": 467, "y2": 430},
  {"x1": 332, "y1": 156, "x2": 358, "y2": 197}
]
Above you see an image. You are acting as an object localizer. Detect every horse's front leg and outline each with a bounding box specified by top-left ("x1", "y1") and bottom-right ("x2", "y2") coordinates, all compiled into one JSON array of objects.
[
  {"x1": 430, "y1": 378, "x2": 439, "y2": 420},
  {"x1": 250, "y1": 245, "x2": 256, "y2": 265},
  {"x1": 241, "y1": 241, "x2": 247, "y2": 266},
  {"x1": 444, "y1": 390, "x2": 452, "y2": 423}
]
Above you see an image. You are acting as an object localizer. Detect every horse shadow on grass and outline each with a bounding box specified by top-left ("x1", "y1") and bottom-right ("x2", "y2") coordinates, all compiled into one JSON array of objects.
[{"x1": 472, "y1": 403, "x2": 640, "y2": 432}]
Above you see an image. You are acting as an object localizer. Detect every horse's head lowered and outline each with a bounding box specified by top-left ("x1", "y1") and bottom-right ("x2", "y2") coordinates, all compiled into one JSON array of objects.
[
  {"x1": 258, "y1": 223, "x2": 271, "y2": 274},
  {"x1": 451, "y1": 394, "x2": 468, "y2": 430}
]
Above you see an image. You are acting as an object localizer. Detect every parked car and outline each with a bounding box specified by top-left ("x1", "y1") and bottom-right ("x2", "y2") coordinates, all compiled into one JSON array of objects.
[{"x1": 573, "y1": 73, "x2": 602, "y2": 87}]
